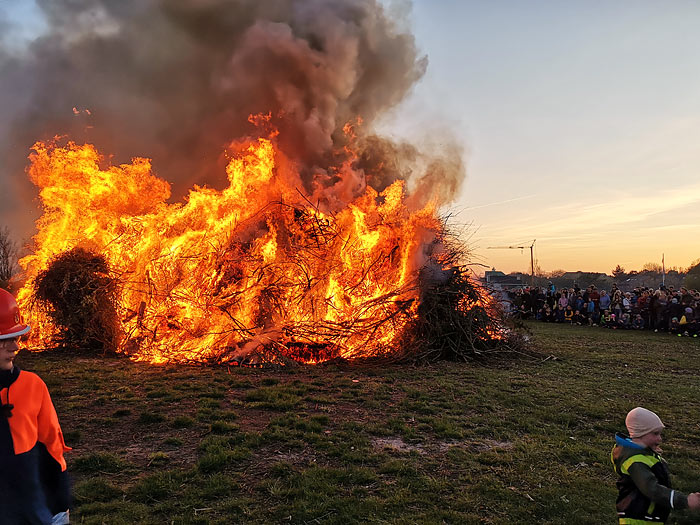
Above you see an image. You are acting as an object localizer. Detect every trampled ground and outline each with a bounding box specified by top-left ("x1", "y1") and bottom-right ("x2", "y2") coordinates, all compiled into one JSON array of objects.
[{"x1": 17, "y1": 322, "x2": 700, "y2": 524}]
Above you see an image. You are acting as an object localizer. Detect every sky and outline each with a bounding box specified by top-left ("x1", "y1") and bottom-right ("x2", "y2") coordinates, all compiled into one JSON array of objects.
[
  {"x1": 378, "y1": 0, "x2": 700, "y2": 275},
  {"x1": 2, "y1": 1, "x2": 699, "y2": 276}
]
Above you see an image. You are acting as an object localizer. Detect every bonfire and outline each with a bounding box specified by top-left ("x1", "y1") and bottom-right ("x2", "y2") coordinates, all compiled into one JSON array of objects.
[
  {"x1": 4, "y1": 0, "x2": 523, "y2": 366},
  {"x1": 17, "y1": 122, "x2": 513, "y2": 365}
]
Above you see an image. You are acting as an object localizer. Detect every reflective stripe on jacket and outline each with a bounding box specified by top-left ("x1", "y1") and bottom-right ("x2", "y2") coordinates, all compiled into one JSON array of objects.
[{"x1": 611, "y1": 432, "x2": 686, "y2": 524}]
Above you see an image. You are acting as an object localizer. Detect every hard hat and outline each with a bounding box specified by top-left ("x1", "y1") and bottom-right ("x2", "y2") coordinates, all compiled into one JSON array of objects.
[{"x1": 0, "y1": 288, "x2": 31, "y2": 340}]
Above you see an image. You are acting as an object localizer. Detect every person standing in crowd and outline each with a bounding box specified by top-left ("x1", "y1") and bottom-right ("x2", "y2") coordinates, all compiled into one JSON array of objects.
[
  {"x1": 557, "y1": 291, "x2": 568, "y2": 322},
  {"x1": 680, "y1": 287, "x2": 693, "y2": 306},
  {"x1": 574, "y1": 292, "x2": 584, "y2": 314},
  {"x1": 586, "y1": 298, "x2": 597, "y2": 325},
  {"x1": 589, "y1": 285, "x2": 601, "y2": 311},
  {"x1": 636, "y1": 289, "x2": 651, "y2": 328},
  {"x1": 622, "y1": 292, "x2": 633, "y2": 314},
  {"x1": 653, "y1": 290, "x2": 668, "y2": 331}
]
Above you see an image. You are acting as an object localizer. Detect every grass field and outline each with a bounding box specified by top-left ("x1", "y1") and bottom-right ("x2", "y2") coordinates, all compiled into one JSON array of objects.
[{"x1": 17, "y1": 322, "x2": 700, "y2": 524}]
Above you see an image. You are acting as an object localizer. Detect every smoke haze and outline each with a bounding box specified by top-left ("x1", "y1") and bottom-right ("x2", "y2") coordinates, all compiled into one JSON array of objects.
[{"x1": 0, "y1": 0, "x2": 465, "y2": 243}]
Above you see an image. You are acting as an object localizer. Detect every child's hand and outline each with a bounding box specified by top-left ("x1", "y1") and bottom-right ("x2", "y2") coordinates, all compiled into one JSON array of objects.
[{"x1": 687, "y1": 492, "x2": 700, "y2": 510}]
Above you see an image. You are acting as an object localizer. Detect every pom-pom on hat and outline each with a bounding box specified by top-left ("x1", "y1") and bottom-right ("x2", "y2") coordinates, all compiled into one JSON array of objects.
[{"x1": 626, "y1": 407, "x2": 665, "y2": 438}]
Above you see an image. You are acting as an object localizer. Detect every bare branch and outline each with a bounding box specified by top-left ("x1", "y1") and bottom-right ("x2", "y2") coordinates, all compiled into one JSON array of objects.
[{"x1": 0, "y1": 226, "x2": 19, "y2": 288}]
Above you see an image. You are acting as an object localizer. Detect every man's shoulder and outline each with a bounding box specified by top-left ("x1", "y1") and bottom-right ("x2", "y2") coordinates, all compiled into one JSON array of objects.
[{"x1": 16, "y1": 369, "x2": 47, "y2": 388}]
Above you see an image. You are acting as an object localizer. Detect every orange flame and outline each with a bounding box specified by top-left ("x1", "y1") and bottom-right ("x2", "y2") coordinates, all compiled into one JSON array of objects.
[{"x1": 18, "y1": 127, "x2": 447, "y2": 364}]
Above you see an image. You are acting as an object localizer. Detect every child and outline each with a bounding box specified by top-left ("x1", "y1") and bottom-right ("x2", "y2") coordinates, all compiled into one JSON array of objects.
[
  {"x1": 632, "y1": 314, "x2": 645, "y2": 330},
  {"x1": 516, "y1": 303, "x2": 530, "y2": 320},
  {"x1": 679, "y1": 307, "x2": 695, "y2": 336},
  {"x1": 564, "y1": 305, "x2": 574, "y2": 324},
  {"x1": 586, "y1": 299, "x2": 597, "y2": 325},
  {"x1": 611, "y1": 407, "x2": 700, "y2": 523},
  {"x1": 600, "y1": 309, "x2": 613, "y2": 328},
  {"x1": 669, "y1": 317, "x2": 681, "y2": 335},
  {"x1": 0, "y1": 288, "x2": 71, "y2": 524},
  {"x1": 618, "y1": 312, "x2": 631, "y2": 330}
]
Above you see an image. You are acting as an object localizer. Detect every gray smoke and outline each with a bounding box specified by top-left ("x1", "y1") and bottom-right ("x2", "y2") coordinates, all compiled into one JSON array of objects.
[{"x1": 0, "y1": 0, "x2": 465, "y2": 243}]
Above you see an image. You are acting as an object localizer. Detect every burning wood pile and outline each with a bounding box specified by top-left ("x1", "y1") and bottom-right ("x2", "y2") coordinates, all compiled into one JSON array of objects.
[
  {"x1": 18, "y1": 133, "x2": 517, "y2": 366},
  {"x1": 2, "y1": 0, "x2": 524, "y2": 366}
]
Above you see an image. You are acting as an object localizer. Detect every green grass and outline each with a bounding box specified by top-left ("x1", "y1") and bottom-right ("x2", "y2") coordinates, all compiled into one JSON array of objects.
[{"x1": 18, "y1": 322, "x2": 700, "y2": 524}]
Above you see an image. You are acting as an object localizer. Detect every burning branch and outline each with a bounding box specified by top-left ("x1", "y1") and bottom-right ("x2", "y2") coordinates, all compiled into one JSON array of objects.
[{"x1": 18, "y1": 138, "x2": 521, "y2": 366}]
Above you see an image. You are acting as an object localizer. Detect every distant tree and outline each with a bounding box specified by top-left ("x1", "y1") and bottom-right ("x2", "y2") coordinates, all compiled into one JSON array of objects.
[
  {"x1": 548, "y1": 269, "x2": 566, "y2": 278},
  {"x1": 531, "y1": 261, "x2": 547, "y2": 285},
  {"x1": 641, "y1": 262, "x2": 663, "y2": 273},
  {"x1": 533, "y1": 261, "x2": 545, "y2": 277},
  {"x1": 612, "y1": 265, "x2": 626, "y2": 279},
  {"x1": 684, "y1": 262, "x2": 700, "y2": 290},
  {"x1": 684, "y1": 259, "x2": 700, "y2": 273},
  {"x1": 0, "y1": 226, "x2": 18, "y2": 290}
]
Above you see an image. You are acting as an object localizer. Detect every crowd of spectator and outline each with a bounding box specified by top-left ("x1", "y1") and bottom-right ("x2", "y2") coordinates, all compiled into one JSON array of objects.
[{"x1": 503, "y1": 283, "x2": 700, "y2": 336}]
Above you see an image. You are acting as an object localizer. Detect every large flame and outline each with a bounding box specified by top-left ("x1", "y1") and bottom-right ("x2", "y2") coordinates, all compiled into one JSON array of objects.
[{"x1": 17, "y1": 127, "x2": 449, "y2": 364}]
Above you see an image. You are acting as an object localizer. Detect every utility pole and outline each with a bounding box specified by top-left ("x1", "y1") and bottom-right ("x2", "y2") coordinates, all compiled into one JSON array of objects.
[
  {"x1": 662, "y1": 253, "x2": 666, "y2": 287},
  {"x1": 486, "y1": 239, "x2": 536, "y2": 286}
]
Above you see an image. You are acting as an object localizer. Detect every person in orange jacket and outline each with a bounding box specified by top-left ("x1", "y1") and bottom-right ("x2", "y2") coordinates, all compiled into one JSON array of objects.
[{"x1": 0, "y1": 288, "x2": 71, "y2": 524}]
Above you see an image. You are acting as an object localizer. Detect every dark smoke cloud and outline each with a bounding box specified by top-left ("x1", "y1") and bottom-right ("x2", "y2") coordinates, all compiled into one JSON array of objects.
[{"x1": 0, "y1": 0, "x2": 465, "y2": 242}]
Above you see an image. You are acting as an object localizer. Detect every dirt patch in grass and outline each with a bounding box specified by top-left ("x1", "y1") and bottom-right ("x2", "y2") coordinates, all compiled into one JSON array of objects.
[
  {"x1": 372, "y1": 436, "x2": 427, "y2": 454},
  {"x1": 372, "y1": 436, "x2": 515, "y2": 455}
]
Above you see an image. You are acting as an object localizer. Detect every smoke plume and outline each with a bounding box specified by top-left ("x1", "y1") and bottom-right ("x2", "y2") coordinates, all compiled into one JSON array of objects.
[{"x1": 0, "y1": 0, "x2": 465, "y2": 241}]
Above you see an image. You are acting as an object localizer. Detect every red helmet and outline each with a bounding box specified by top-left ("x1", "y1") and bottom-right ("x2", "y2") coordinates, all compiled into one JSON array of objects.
[{"x1": 0, "y1": 288, "x2": 31, "y2": 340}]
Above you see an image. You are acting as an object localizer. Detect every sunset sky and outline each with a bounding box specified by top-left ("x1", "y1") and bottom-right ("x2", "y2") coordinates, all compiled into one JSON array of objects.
[
  {"x1": 379, "y1": 0, "x2": 700, "y2": 275},
  {"x1": 3, "y1": 1, "x2": 699, "y2": 276}
]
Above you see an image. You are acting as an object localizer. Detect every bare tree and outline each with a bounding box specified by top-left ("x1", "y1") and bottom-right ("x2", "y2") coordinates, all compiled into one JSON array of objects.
[
  {"x1": 641, "y1": 262, "x2": 663, "y2": 273},
  {"x1": 0, "y1": 226, "x2": 18, "y2": 289}
]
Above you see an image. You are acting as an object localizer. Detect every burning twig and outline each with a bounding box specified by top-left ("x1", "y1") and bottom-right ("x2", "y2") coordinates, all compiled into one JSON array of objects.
[{"x1": 19, "y1": 139, "x2": 524, "y2": 365}]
